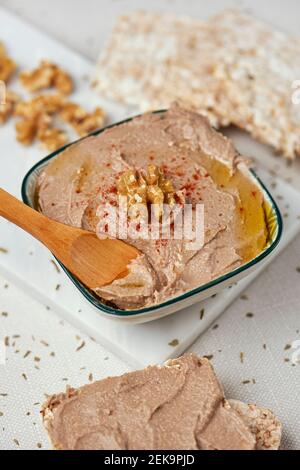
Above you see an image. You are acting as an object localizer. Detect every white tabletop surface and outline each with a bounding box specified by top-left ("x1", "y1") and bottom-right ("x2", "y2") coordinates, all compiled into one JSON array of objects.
[{"x1": 0, "y1": 0, "x2": 300, "y2": 450}]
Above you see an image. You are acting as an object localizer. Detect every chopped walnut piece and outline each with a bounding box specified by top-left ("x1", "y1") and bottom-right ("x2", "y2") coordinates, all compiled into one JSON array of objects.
[
  {"x1": 0, "y1": 90, "x2": 20, "y2": 124},
  {"x1": 14, "y1": 94, "x2": 64, "y2": 119},
  {"x1": 38, "y1": 128, "x2": 68, "y2": 151},
  {"x1": 60, "y1": 103, "x2": 105, "y2": 136},
  {"x1": 53, "y1": 68, "x2": 73, "y2": 95},
  {"x1": 145, "y1": 164, "x2": 176, "y2": 215},
  {"x1": 0, "y1": 43, "x2": 16, "y2": 83},
  {"x1": 148, "y1": 164, "x2": 176, "y2": 207},
  {"x1": 12, "y1": 91, "x2": 105, "y2": 149},
  {"x1": 118, "y1": 165, "x2": 176, "y2": 219},
  {"x1": 19, "y1": 60, "x2": 73, "y2": 95},
  {"x1": 31, "y1": 94, "x2": 64, "y2": 114},
  {"x1": 74, "y1": 108, "x2": 105, "y2": 136},
  {"x1": 118, "y1": 169, "x2": 148, "y2": 207},
  {"x1": 14, "y1": 94, "x2": 64, "y2": 148},
  {"x1": 59, "y1": 102, "x2": 87, "y2": 123},
  {"x1": 147, "y1": 185, "x2": 164, "y2": 205},
  {"x1": 19, "y1": 62, "x2": 53, "y2": 92},
  {"x1": 15, "y1": 118, "x2": 38, "y2": 146},
  {"x1": 15, "y1": 113, "x2": 52, "y2": 146}
]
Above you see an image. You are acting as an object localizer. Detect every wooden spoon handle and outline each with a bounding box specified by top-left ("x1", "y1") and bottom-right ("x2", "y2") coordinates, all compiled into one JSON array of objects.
[
  {"x1": 0, "y1": 188, "x2": 139, "y2": 288},
  {"x1": 0, "y1": 187, "x2": 51, "y2": 240}
]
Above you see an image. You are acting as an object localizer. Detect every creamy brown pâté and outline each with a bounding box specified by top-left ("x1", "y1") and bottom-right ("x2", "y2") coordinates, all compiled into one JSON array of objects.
[
  {"x1": 38, "y1": 104, "x2": 268, "y2": 309},
  {"x1": 41, "y1": 354, "x2": 281, "y2": 450}
]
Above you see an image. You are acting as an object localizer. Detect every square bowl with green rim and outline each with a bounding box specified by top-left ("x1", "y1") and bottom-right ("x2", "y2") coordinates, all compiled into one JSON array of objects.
[{"x1": 21, "y1": 113, "x2": 283, "y2": 324}]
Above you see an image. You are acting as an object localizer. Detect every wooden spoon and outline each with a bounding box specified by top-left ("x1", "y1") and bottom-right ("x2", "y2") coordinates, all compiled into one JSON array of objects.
[{"x1": 0, "y1": 188, "x2": 139, "y2": 288}]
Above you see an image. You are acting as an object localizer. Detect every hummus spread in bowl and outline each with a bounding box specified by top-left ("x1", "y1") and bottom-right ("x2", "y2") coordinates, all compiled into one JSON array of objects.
[{"x1": 22, "y1": 104, "x2": 282, "y2": 321}]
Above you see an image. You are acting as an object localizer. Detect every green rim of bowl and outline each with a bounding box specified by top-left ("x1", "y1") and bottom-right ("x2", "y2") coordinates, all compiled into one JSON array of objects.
[{"x1": 21, "y1": 111, "x2": 283, "y2": 318}]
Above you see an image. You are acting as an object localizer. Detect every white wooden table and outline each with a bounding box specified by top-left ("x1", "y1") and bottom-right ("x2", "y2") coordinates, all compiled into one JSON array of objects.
[{"x1": 0, "y1": 0, "x2": 300, "y2": 450}]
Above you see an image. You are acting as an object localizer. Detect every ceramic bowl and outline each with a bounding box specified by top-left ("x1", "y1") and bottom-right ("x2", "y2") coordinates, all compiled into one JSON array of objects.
[{"x1": 21, "y1": 113, "x2": 283, "y2": 323}]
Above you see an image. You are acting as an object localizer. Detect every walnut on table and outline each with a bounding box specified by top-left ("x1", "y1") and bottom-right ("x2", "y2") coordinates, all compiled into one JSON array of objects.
[
  {"x1": 59, "y1": 102, "x2": 105, "y2": 136},
  {"x1": 0, "y1": 43, "x2": 16, "y2": 83},
  {"x1": 37, "y1": 128, "x2": 68, "y2": 152},
  {"x1": 14, "y1": 94, "x2": 67, "y2": 150},
  {"x1": 19, "y1": 60, "x2": 73, "y2": 95},
  {"x1": 0, "y1": 90, "x2": 20, "y2": 124},
  {"x1": 15, "y1": 94, "x2": 64, "y2": 120},
  {"x1": 0, "y1": 52, "x2": 105, "y2": 150},
  {"x1": 15, "y1": 118, "x2": 40, "y2": 146},
  {"x1": 15, "y1": 112, "x2": 52, "y2": 146},
  {"x1": 13, "y1": 93, "x2": 104, "y2": 150}
]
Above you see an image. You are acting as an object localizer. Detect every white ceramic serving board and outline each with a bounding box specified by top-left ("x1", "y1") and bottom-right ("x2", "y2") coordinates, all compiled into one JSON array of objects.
[{"x1": 1, "y1": 7, "x2": 300, "y2": 368}]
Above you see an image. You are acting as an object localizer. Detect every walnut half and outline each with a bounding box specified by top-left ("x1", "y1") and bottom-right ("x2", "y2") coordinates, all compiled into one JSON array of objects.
[
  {"x1": 19, "y1": 60, "x2": 73, "y2": 95},
  {"x1": 117, "y1": 165, "x2": 176, "y2": 219}
]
